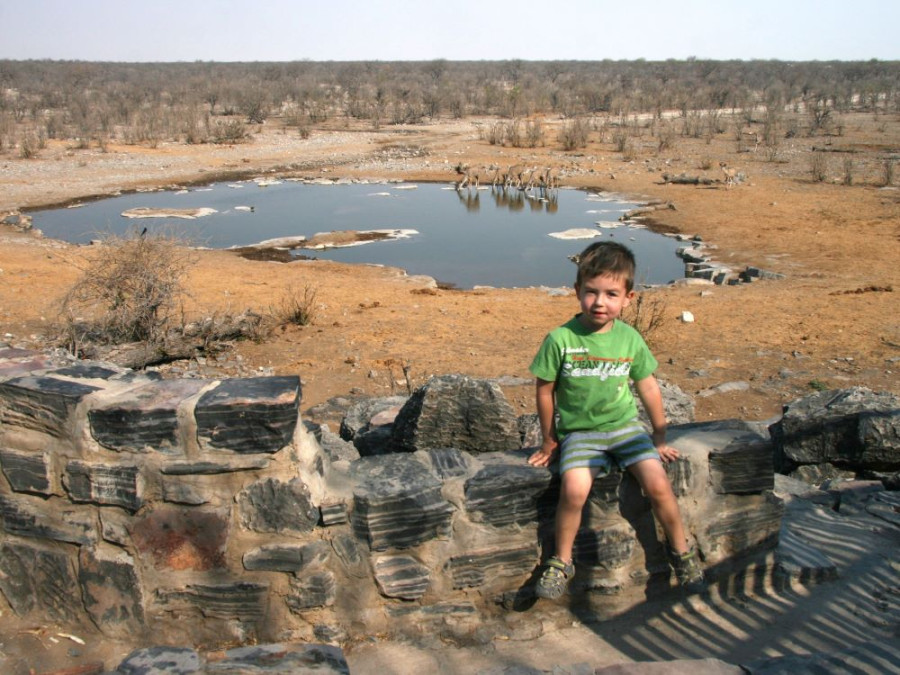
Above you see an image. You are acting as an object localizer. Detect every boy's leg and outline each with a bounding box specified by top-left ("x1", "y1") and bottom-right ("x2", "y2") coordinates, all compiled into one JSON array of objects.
[
  {"x1": 536, "y1": 467, "x2": 592, "y2": 599},
  {"x1": 627, "y1": 458, "x2": 687, "y2": 552},
  {"x1": 553, "y1": 467, "x2": 594, "y2": 563},
  {"x1": 628, "y1": 458, "x2": 704, "y2": 590}
]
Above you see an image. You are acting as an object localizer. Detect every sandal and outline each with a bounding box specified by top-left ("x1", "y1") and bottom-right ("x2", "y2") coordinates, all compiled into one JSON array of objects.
[
  {"x1": 669, "y1": 546, "x2": 705, "y2": 592},
  {"x1": 535, "y1": 556, "x2": 575, "y2": 599}
]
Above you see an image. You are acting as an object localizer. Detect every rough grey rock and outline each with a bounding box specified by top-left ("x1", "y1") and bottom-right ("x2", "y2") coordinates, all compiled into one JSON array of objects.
[
  {"x1": 638, "y1": 379, "x2": 695, "y2": 427},
  {"x1": 157, "y1": 581, "x2": 269, "y2": 621},
  {"x1": 775, "y1": 511, "x2": 838, "y2": 585},
  {"x1": 238, "y1": 477, "x2": 319, "y2": 534},
  {"x1": 286, "y1": 571, "x2": 336, "y2": 611},
  {"x1": 113, "y1": 646, "x2": 201, "y2": 674},
  {"x1": 89, "y1": 379, "x2": 207, "y2": 453},
  {"x1": 391, "y1": 375, "x2": 521, "y2": 453},
  {"x1": 339, "y1": 395, "x2": 408, "y2": 441},
  {"x1": 445, "y1": 543, "x2": 537, "y2": 590},
  {"x1": 204, "y1": 643, "x2": 349, "y2": 674},
  {"x1": 789, "y1": 462, "x2": 855, "y2": 486},
  {"x1": 0, "y1": 374, "x2": 100, "y2": 437},
  {"x1": 350, "y1": 453, "x2": 453, "y2": 550},
  {"x1": 0, "y1": 448, "x2": 53, "y2": 495},
  {"x1": 64, "y1": 460, "x2": 142, "y2": 511},
  {"x1": 195, "y1": 376, "x2": 300, "y2": 453},
  {"x1": 78, "y1": 545, "x2": 145, "y2": 637},
  {"x1": 708, "y1": 432, "x2": 774, "y2": 494},
  {"x1": 243, "y1": 541, "x2": 330, "y2": 573},
  {"x1": 305, "y1": 422, "x2": 359, "y2": 463},
  {"x1": 0, "y1": 539, "x2": 82, "y2": 621},
  {"x1": 771, "y1": 387, "x2": 900, "y2": 471},
  {"x1": 464, "y1": 453, "x2": 555, "y2": 528},
  {"x1": 374, "y1": 554, "x2": 432, "y2": 599}
]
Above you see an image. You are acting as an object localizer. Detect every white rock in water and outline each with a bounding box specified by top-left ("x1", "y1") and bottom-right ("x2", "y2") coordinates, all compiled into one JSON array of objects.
[
  {"x1": 121, "y1": 207, "x2": 217, "y2": 219},
  {"x1": 549, "y1": 228, "x2": 603, "y2": 240},
  {"x1": 680, "y1": 311, "x2": 695, "y2": 323},
  {"x1": 235, "y1": 206, "x2": 253, "y2": 212}
]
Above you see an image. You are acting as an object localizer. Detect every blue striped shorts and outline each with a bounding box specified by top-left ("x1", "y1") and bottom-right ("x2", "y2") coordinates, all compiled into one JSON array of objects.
[{"x1": 559, "y1": 421, "x2": 659, "y2": 476}]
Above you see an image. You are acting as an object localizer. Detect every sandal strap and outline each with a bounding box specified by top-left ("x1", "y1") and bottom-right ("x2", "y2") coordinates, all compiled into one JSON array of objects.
[{"x1": 545, "y1": 557, "x2": 572, "y2": 576}]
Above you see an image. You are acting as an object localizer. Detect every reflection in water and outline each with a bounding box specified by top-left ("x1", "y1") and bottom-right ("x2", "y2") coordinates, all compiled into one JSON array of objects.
[
  {"x1": 456, "y1": 188, "x2": 481, "y2": 212},
  {"x1": 451, "y1": 184, "x2": 560, "y2": 215}
]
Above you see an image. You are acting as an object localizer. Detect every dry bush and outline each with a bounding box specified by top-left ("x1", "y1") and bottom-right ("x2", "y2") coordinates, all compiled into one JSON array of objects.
[
  {"x1": 842, "y1": 157, "x2": 854, "y2": 186},
  {"x1": 622, "y1": 291, "x2": 669, "y2": 347},
  {"x1": 558, "y1": 118, "x2": 590, "y2": 151},
  {"x1": 809, "y1": 151, "x2": 829, "y2": 183},
  {"x1": 59, "y1": 230, "x2": 195, "y2": 350},
  {"x1": 882, "y1": 158, "x2": 895, "y2": 186},
  {"x1": 211, "y1": 118, "x2": 247, "y2": 144},
  {"x1": 523, "y1": 119, "x2": 544, "y2": 148},
  {"x1": 269, "y1": 283, "x2": 319, "y2": 328}
]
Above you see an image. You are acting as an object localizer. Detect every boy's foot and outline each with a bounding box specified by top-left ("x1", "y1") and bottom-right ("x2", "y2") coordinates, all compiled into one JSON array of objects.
[
  {"x1": 535, "y1": 556, "x2": 575, "y2": 599},
  {"x1": 669, "y1": 547, "x2": 705, "y2": 592}
]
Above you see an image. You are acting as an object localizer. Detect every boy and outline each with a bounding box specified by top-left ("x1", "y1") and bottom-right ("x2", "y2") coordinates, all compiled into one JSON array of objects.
[{"x1": 527, "y1": 241, "x2": 703, "y2": 599}]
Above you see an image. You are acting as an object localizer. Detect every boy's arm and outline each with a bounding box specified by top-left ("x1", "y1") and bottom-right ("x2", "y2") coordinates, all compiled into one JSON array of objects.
[
  {"x1": 633, "y1": 374, "x2": 679, "y2": 463},
  {"x1": 527, "y1": 378, "x2": 558, "y2": 467}
]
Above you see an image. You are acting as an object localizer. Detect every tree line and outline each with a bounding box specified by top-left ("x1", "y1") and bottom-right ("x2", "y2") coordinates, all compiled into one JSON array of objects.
[{"x1": 1, "y1": 58, "x2": 898, "y2": 154}]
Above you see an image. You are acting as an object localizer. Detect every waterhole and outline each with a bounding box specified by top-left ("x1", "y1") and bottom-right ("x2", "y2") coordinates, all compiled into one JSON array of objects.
[{"x1": 29, "y1": 180, "x2": 686, "y2": 289}]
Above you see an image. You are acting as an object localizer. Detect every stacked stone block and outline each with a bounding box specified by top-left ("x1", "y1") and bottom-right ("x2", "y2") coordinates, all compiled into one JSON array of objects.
[{"x1": 0, "y1": 351, "x2": 782, "y2": 648}]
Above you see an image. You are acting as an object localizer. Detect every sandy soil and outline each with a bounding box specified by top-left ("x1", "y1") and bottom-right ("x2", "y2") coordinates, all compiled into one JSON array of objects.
[
  {"x1": 2, "y1": 114, "x2": 898, "y2": 424},
  {"x1": 0, "y1": 113, "x2": 899, "y2": 673}
]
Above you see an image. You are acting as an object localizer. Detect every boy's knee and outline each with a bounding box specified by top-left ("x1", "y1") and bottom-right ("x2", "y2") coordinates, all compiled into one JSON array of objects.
[
  {"x1": 641, "y1": 475, "x2": 675, "y2": 502},
  {"x1": 560, "y1": 476, "x2": 592, "y2": 506}
]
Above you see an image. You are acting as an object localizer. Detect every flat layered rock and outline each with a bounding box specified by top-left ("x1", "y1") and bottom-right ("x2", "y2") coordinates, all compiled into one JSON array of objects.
[
  {"x1": 0, "y1": 375, "x2": 101, "y2": 437},
  {"x1": 351, "y1": 454, "x2": 453, "y2": 551},
  {"x1": 195, "y1": 376, "x2": 300, "y2": 454},
  {"x1": 89, "y1": 379, "x2": 208, "y2": 453}
]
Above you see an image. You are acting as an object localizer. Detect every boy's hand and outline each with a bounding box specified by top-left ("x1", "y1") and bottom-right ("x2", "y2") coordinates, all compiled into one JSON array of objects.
[
  {"x1": 528, "y1": 440, "x2": 558, "y2": 467},
  {"x1": 651, "y1": 429, "x2": 679, "y2": 463},
  {"x1": 656, "y1": 443, "x2": 680, "y2": 463}
]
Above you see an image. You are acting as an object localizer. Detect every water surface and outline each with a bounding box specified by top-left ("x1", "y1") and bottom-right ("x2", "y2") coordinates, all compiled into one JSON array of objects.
[{"x1": 30, "y1": 181, "x2": 685, "y2": 289}]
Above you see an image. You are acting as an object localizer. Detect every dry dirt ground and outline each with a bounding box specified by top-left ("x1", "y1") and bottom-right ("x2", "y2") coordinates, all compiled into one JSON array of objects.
[{"x1": 0, "y1": 113, "x2": 899, "y2": 673}]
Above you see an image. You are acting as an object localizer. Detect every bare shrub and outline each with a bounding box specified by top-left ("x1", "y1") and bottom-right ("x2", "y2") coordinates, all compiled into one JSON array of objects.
[
  {"x1": 212, "y1": 118, "x2": 247, "y2": 144},
  {"x1": 59, "y1": 230, "x2": 195, "y2": 349},
  {"x1": 505, "y1": 119, "x2": 523, "y2": 148},
  {"x1": 622, "y1": 291, "x2": 668, "y2": 348},
  {"x1": 486, "y1": 121, "x2": 506, "y2": 145},
  {"x1": 558, "y1": 118, "x2": 590, "y2": 151},
  {"x1": 269, "y1": 283, "x2": 319, "y2": 328},
  {"x1": 523, "y1": 119, "x2": 544, "y2": 148},
  {"x1": 882, "y1": 158, "x2": 895, "y2": 186},
  {"x1": 809, "y1": 151, "x2": 828, "y2": 183},
  {"x1": 842, "y1": 157, "x2": 854, "y2": 186},
  {"x1": 656, "y1": 122, "x2": 676, "y2": 153},
  {"x1": 18, "y1": 132, "x2": 39, "y2": 159}
]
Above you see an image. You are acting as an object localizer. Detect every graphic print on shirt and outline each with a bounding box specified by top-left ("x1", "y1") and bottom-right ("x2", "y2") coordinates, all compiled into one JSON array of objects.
[{"x1": 561, "y1": 348, "x2": 633, "y2": 381}]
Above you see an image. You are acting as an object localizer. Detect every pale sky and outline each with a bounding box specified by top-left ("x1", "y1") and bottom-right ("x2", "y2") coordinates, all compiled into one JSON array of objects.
[{"x1": 1, "y1": 0, "x2": 896, "y2": 62}]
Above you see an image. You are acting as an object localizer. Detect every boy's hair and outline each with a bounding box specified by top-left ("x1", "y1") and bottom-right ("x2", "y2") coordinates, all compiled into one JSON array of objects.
[{"x1": 574, "y1": 241, "x2": 636, "y2": 291}]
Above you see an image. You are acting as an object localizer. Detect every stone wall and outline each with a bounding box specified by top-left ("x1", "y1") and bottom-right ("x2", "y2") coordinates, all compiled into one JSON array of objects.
[{"x1": 0, "y1": 349, "x2": 782, "y2": 648}]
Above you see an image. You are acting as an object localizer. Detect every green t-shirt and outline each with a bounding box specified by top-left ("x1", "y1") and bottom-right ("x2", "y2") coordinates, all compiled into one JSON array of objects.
[{"x1": 529, "y1": 316, "x2": 658, "y2": 436}]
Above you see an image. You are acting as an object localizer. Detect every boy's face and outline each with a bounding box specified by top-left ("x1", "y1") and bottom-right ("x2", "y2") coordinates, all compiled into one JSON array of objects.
[{"x1": 575, "y1": 273, "x2": 634, "y2": 333}]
